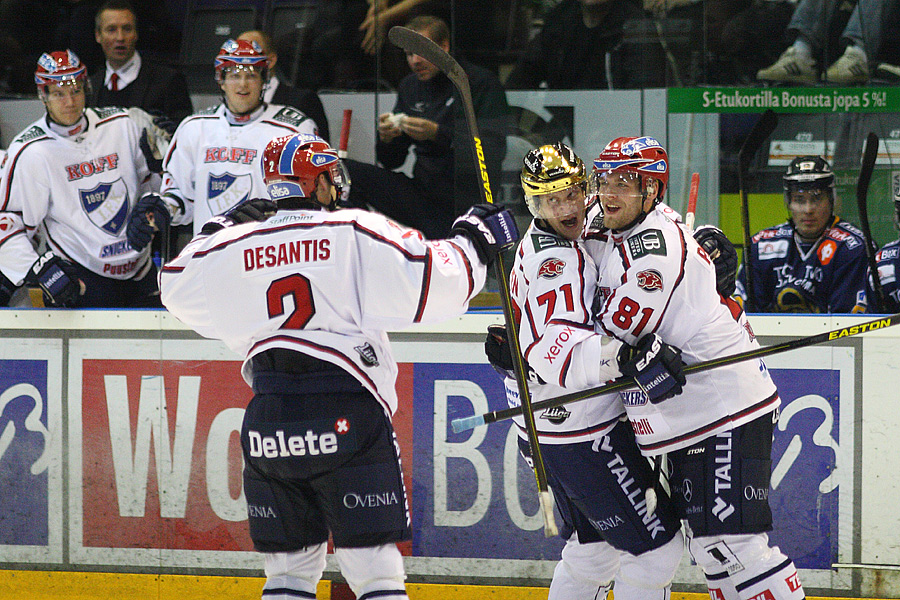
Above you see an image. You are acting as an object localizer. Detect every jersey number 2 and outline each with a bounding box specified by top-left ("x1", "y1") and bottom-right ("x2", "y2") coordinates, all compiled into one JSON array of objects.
[{"x1": 267, "y1": 274, "x2": 315, "y2": 329}]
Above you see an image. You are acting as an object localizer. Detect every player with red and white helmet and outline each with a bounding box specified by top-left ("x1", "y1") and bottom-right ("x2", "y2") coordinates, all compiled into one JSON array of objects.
[
  {"x1": 582, "y1": 136, "x2": 806, "y2": 600},
  {"x1": 159, "y1": 132, "x2": 518, "y2": 600},
  {"x1": 126, "y1": 39, "x2": 320, "y2": 254},
  {"x1": 0, "y1": 49, "x2": 159, "y2": 307}
]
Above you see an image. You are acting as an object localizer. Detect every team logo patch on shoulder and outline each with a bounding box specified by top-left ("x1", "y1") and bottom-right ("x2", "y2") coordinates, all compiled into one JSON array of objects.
[
  {"x1": 531, "y1": 233, "x2": 569, "y2": 252},
  {"x1": 538, "y1": 257, "x2": 566, "y2": 278},
  {"x1": 817, "y1": 239, "x2": 837, "y2": 265},
  {"x1": 272, "y1": 107, "x2": 311, "y2": 128},
  {"x1": 636, "y1": 269, "x2": 663, "y2": 291},
  {"x1": 14, "y1": 125, "x2": 47, "y2": 144},
  {"x1": 93, "y1": 106, "x2": 125, "y2": 120},
  {"x1": 626, "y1": 229, "x2": 666, "y2": 259}
]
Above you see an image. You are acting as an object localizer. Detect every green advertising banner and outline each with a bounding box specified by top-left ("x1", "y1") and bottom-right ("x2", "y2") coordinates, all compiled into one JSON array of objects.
[{"x1": 668, "y1": 87, "x2": 900, "y2": 114}]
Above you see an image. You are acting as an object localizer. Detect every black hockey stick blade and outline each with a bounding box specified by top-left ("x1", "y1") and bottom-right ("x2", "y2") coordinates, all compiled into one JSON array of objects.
[
  {"x1": 389, "y1": 25, "x2": 557, "y2": 536},
  {"x1": 452, "y1": 312, "x2": 900, "y2": 432},
  {"x1": 856, "y1": 132, "x2": 884, "y2": 311},
  {"x1": 738, "y1": 109, "x2": 778, "y2": 312}
]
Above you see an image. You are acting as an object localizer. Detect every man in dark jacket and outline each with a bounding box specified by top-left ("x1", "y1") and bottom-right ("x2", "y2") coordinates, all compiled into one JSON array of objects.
[
  {"x1": 88, "y1": 0, "x2": 192, "y2": 125},
  {"x1": 343, "y1": 15, "x2": 510, "y2": 239}
]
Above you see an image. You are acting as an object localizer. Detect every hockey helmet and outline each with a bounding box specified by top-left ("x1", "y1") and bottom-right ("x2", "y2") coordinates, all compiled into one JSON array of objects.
[
  {"x1": 783, "y1": 155, "x2": 835, "y2": 208},
  {"x1": 214, "y1": 39, "x2": 269, "y2": 83},
  {"x1": 263, "y1": 133, "x2": 347, "y2": 208},
  {"x1": 591, "y1": 136, "x2": 669, "y2": 201},
  {"x1": 521, "y1": 142, "x2": 587, "y2": 218},
  {"x1": 35, "y1": 50, "x2": 88, "y2": 92}
]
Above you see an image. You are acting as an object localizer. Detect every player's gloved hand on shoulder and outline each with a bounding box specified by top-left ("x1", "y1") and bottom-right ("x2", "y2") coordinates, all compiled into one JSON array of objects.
[
  {"x1": 200, "y1": 198, "x2": 278, "y2": 235},
  {"x1": 618, "y1": 333, "x2": 686, "y2": 404},
  {"x1": 484, "y1": 324, "x2": 544, "y2": 384},
  {"x1": 127, "y1": 193, "x2": 171, "y2": 251},
  {"x1": 146, "y1": 109, "x2": 178, "y2": 137},
  {"x1": 25, "y1": 251, "x2": 82, "y2": 308},
  {"x1": 451, "y1": 203, "x2": 519, "y2": 266},
  {"x1": 693, "y1": 225, "x2": 738, "y2": 298}
]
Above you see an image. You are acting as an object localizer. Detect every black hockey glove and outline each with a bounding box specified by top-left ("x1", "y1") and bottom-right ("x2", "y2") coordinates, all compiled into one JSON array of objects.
[
  {"x1": 618, "y1": 334, "x2": 686, "y2": 404},
  {"x1": 139, "y1": 129, "x2": 163, "y2": 173},
  {"x1": 450, "y1": 204, "x2": 519, "y2": 266},
  {"x1": 484, "y1": 324, "x2": 543, "y2": 384},
  {"x1": 199, "y1": 198, "x2": 278, "y2": 235},
  {"x1": 127, "y1": 193, "x2": 171, "y2": 251},
  {"x1": 693, "y1": 225, "x2": 738, "y2": 298},
  {"x1": 146, "y1": 109, "x2": 178, "y2": 136},
  {"x1": 25, "y1": 251, "x2": 81, "y2": 308}
]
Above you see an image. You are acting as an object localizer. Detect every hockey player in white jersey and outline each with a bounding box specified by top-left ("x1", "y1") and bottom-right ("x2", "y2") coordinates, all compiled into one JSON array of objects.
[
  {"x1": 0, "y1": 49, "x2": 159, "y2": 307},
  {"x1": 586, "y1": 136, "x2": 806, "y2": 600},
  {"x1": 159, "y1": 133, "x2": 518, "y2": 600},
  {"x1": 126, "y1": 38, "x2": 319, "y2": 253},
  {"x1": 488, "y1": 142, "x2": 685, "y2": 600}
]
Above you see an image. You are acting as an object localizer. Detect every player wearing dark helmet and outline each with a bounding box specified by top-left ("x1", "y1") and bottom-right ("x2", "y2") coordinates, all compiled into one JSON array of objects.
[
  {"x1": 865, "y1": 176, "x2": 900, "y2": 313},
  {"x1": 160, "y1": 133, "x2": 518, "y2": 600},
  {"x1": 736, "y1": 155, "x2": 869, "y2": 313}
]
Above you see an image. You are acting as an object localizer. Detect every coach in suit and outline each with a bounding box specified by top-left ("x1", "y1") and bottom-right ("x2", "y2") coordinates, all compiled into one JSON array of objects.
[
  {"x1": 237, "y1": 30, "x2": 330, "y2": 143},
  {"x1": 88, "y1": 0, "x2": 192, "y2": 125}
]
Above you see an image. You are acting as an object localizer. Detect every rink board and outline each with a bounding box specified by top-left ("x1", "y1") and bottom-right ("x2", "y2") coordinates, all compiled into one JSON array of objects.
[{"x1": 0, "y1": 311, "x2": 899, "y2": 597}]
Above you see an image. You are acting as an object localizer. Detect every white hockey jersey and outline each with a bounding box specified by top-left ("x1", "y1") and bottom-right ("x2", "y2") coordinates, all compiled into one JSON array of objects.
[
  {"x1": 0, "y1": 108, "x2": 153, "y2": 284},
  {"x1": 161, "y1": 103, "x2": 318, "y2": 235},
  {"x1": 160, "y1": 208, "x2": 487, "y2": 417},
  {"x1": 583, "y1": 204, "x2": 779, "y2": 455},
  {"x1": 504, "y1": 220, "x2": 625, "y2": 445}
]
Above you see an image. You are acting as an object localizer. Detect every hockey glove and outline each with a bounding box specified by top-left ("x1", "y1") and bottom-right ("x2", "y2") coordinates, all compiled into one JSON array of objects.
[
  {"x1": 25, "y1": 252, "x2": 81, "y2": 308},
  {"x1": 484, "y1": 324, "x2": 543, "y2": 384},
  {"x1": 618, "y1": 333, "x2": 686, "y2": 404},
  {"x1": 127, "y1": 193, "x2": 171, "y2": 251},
  {"x1": 694, "y1": 225, "x2": 738, "y2": 298},
  {"x1": 139, "y1": 129, "x2": 163, "y2": 173},
  {"x1": 450, "y1": 204, "x2": 519, "y2": 266},
  {"x1": 146, "y1": 109, "x2": 178, "y2": 136},
  {"x1": 199, "y1": 198, "x2": 278, "y2": 235}
]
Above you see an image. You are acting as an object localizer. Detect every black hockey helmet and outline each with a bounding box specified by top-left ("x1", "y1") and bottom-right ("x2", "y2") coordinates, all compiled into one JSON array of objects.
[{"x1": 783, "y1": 155, "x2": 835, "y2": 208}]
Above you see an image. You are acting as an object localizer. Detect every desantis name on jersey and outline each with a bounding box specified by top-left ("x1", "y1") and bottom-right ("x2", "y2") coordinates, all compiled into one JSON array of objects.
[{"x1": 244, "y1": 238, "x2": 330, "y2": 271}]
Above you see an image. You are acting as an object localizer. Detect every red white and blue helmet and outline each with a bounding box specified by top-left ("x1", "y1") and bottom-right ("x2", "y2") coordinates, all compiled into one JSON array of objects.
[
  {"x1": 263, "y1": 134, "x2": 347, "y2": 206},
  {"x1": 592, "y1": 136, "x2": 669, "y2": 200},
  {"x1": 35, "y1": 50, "x2": 88, "y2": 90},
  {"x1": 214, "y1": 39, "x2": 269, "y2": 82}
]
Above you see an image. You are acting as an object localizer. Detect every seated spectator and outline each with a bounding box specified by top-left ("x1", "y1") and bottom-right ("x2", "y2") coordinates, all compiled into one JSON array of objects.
[
  {"x1": 125, "y1": 39, "x2": 320, "y2": 255},
  {"x1": 866, "y1": 195, "x2": 900, "y2": 313},
  {"x1": 88, "y1": 0, "x2": 193, "y2": 126},
  {"x1": 757, "y1": 0, "x2": 899, "y2": 84},
  {"x1": 736, "y1": 156, "x2": 868, "y2": 313},
  {"x1": 236, "y1": 29, "x2": 330, "y2": 142},
  {"x1": 342, "y1": 15, "x2": 510, "y2": 240},
  {"x1": 0, "y1": 50, "x2": 160, "y2": 308},
  {"x1": 504, "y1": 0, "x2": 667, "y2": 90}
]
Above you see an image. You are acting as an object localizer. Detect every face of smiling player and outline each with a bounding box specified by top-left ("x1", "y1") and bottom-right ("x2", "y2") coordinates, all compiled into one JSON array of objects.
[
  {"x1": 536, "y1": 184, "x2": 587, "y2": 241},
  {"x1": 594, "y1": 171, "x2": 656, "y2": 231},
  {"x1": 220, "y1": 66, "x2": 264, "y2": 115}
]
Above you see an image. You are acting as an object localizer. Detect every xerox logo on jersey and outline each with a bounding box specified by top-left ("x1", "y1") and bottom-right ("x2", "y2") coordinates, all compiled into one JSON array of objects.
[
  {"x1": 207, "y1": 172, "x2": 251, "y2": 215},
  {"x1": 65, "y1": 153, "x2": 119, "y2": 181},
  {"x1": 538, "y1": 257, "x2": 565, "y2": 278},
  {"x1": 636, "y1": 268, "x2": 663, "y2": 291},
  {"x1": 204, "y1": 147, "x2": 257, "y2": 164},
  {"x1": 80, "y1": 178, "x2": 129, "y2": 235}
]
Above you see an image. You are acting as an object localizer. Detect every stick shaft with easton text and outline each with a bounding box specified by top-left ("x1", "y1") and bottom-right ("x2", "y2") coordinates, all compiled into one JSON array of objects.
[
  {"x1": 452, "y1": 312, "x2": 900, "y2": 432},
  {"x1": 387, "y1": 26, "x2": 558, "y2": 537},
  {"x1": 738, "y1": 110, "x2": 778, "y2": 312},
  {"x1": 856, "y1": 132, "x2": 884, "y2": 312}
]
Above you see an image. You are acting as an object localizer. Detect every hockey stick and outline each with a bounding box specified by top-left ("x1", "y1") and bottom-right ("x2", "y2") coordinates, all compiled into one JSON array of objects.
[
  {"x1": 856, "y1": 132, "x2": 884, "y2": 312},
  {"x1": 685, "y1": 172, "x2": 700, "y2": 231},
  {"x1": 452, "y1": 312, "x2": 900, "y2": 432},
  {"x1": 338, "y1": 109, "x2": 352, "y2": 159},
  {"x1": 388, "y1": 26, "x2": 558, "y2": 537},
  {"x1": 738, "y1": 109, "x2": 778, "y2": 312}
]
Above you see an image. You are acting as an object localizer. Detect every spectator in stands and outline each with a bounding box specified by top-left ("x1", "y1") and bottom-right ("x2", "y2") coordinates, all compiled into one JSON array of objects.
[
  {"x1": 88, "y1": 0, "x2": 192, "y2": 126},
  {"x1": 504, "y1": 0, "x2": 668, "y2": 90},
  {"x1": 0, "y1": 50, "x2": 161, "y2": 308},
  {"x1": 342, "y1": 15, "x2": 510, "y2": 239},
  {"x1": 236, "y1": 30, "x2": 330, "y2": 142},
  {"x1": 736, "y1": 156, "x2": 869, "y2": 313},
  {"x1": 757, "y1": 0, "x2": 899, "y2": 84}
]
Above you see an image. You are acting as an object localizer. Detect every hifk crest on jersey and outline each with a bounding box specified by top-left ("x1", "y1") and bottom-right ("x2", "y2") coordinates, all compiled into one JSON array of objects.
[
  {"x1": 208, "y1": 172, "x2": 252, "y2": 215},
  {"x1": 80, "y1": 178, "x2": 129, "y2": 235},
  {"x1": 636, "y1": 268, "x2": 663, "y2": 292},
  {"x1": 538, "y1": 257, "x2": 565, "y2": 279}
]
